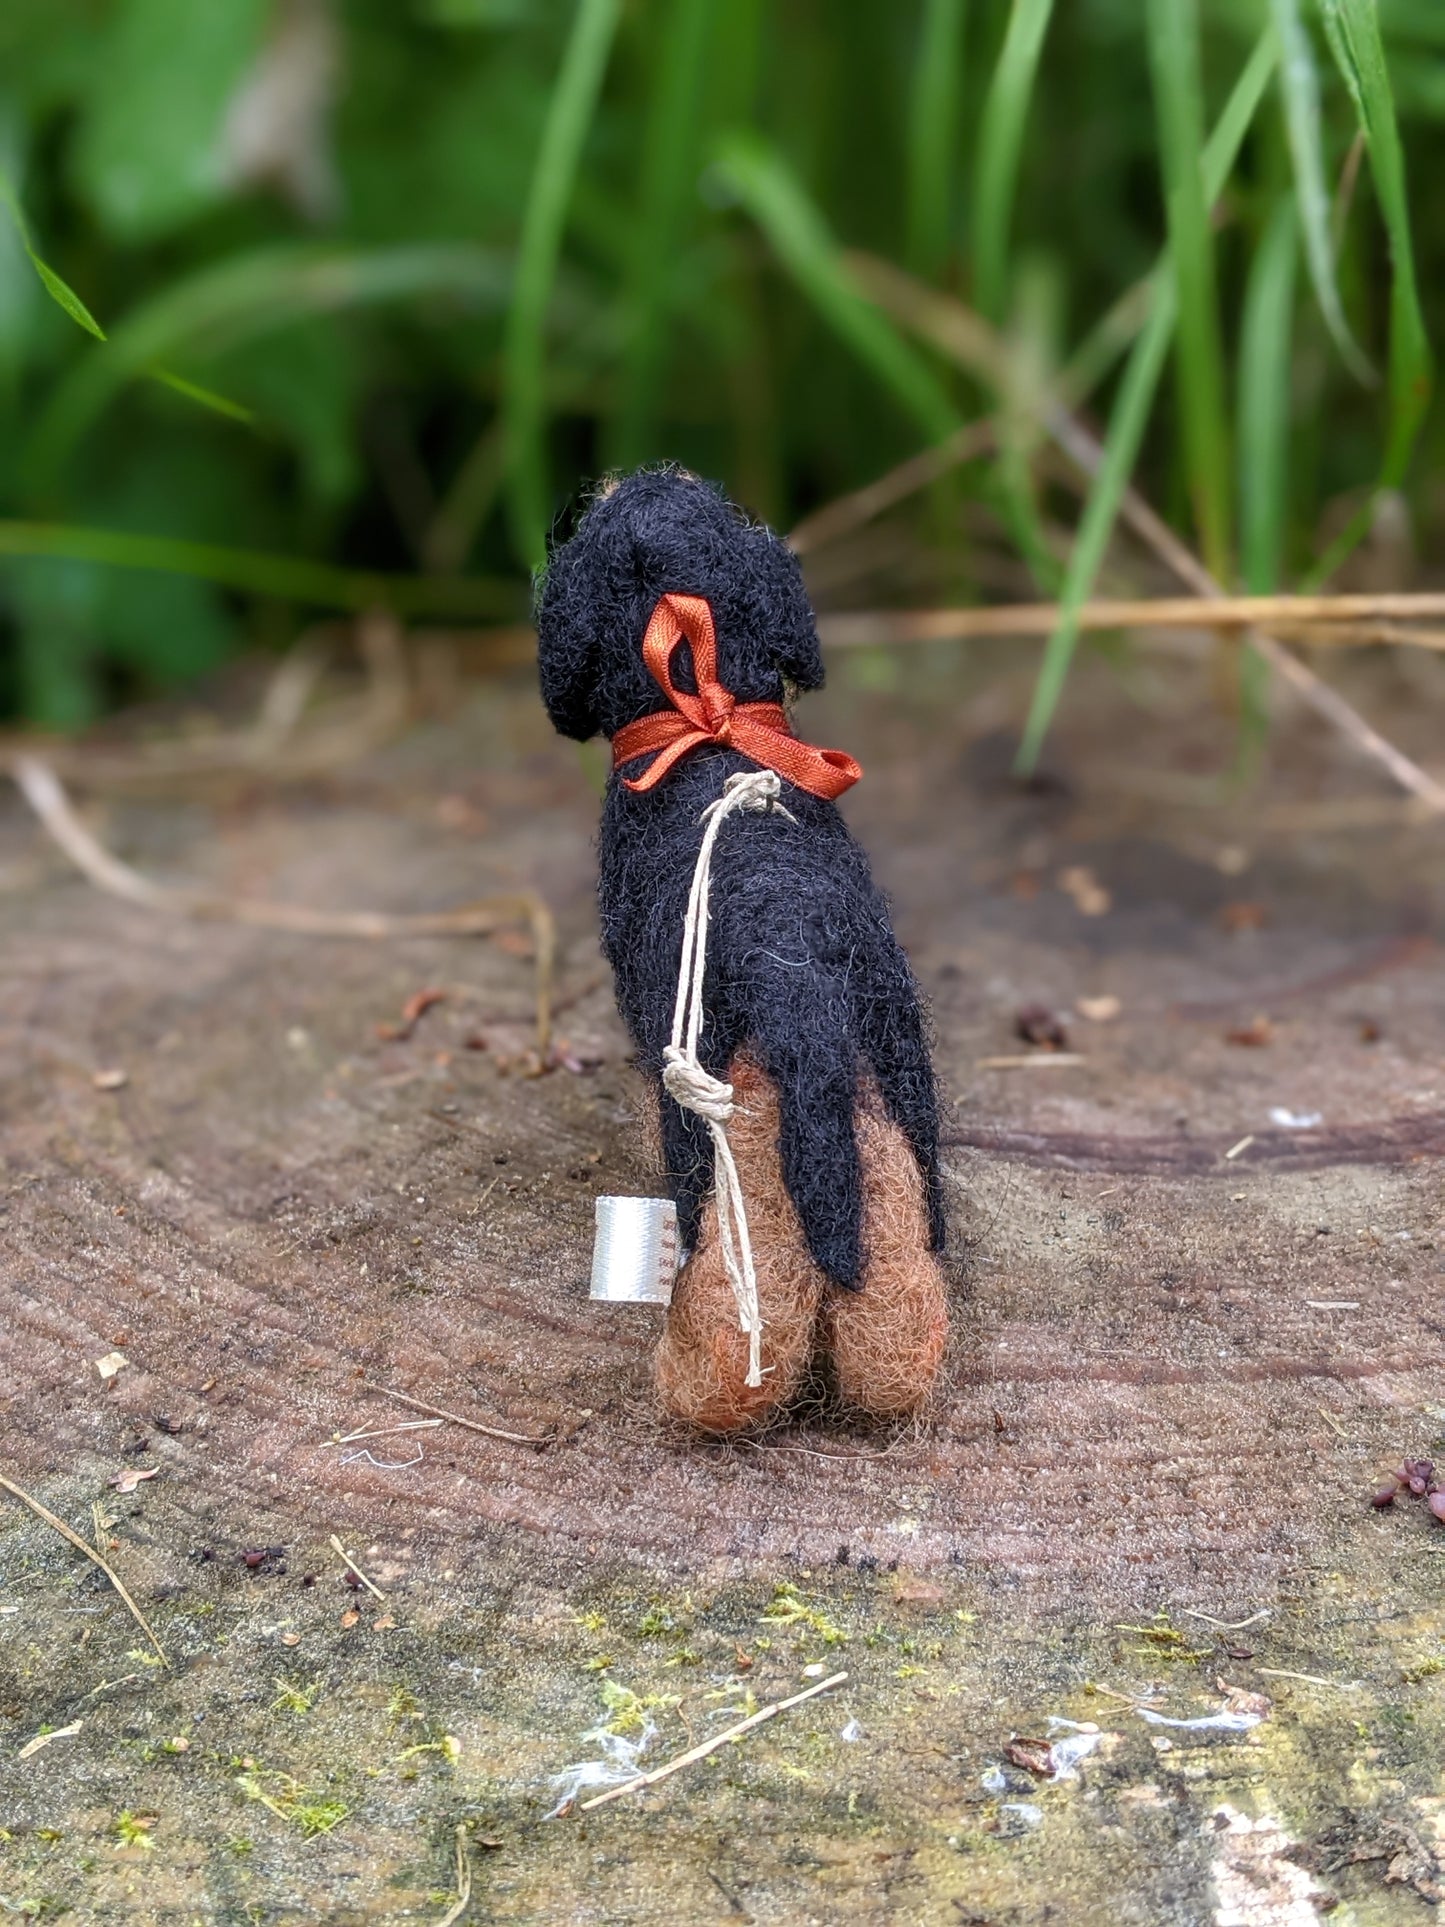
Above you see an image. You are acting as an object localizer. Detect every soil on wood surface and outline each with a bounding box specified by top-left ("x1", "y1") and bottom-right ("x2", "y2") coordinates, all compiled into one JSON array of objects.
[{"x1": 1, "y1": 637, "x2": 1442, "y2": 1922}]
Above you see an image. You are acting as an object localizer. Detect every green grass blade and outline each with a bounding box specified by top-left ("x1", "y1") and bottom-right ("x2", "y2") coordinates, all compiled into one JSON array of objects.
[
  {"x1": 712, "y1": 132, "x2": 962, "y2": 442},
  {"x1": 502, "y1": 0, "x2": 623, "y2": 572},
  {"x1": 0, "y1": 175, "x2": 106, "y2": 340},
  {"x1": 0, "y1": 520, "x2": 523, "y2": 617},
  {"x1": 1319, "y1": 0, "x2": 1432, "y2": 487},
  {"x1": 1015, "y1": 290, "x2": 1177, "y2": 774},
  {"x1": 1146, "y1": 0, "x2": 1232, "y2": 580},
  {"x1": 28, "y1": 255, "x2": 107, "y2": 342},
  {"x1": 610, "y1": 0, "x2": 718, "y2": 469},
  {"x1": 1236, "y1": 194, "x2": 1298, "y2": 771},
  {"x1": 28, "y1": 243, "x2": 512, "y2": 488},
  {"x1": 1238, "y1": 196, "x2": 1298, "y2": 594},
  {"x1": 971, "y1": 0, "x2": 1055, "y2": 322},
  {"x1": 906, "y1": 0, "x2": 968, "y2": 278},
  {"x1": 1270, "y1": 0, "x2": 1372, "y2": 383},
  {"x1": 1014, "y1": 26, "x2": 1277, "y2": 774},
  {"x1": 147, "y1": 368, "x2": 258, "y2": 426}
]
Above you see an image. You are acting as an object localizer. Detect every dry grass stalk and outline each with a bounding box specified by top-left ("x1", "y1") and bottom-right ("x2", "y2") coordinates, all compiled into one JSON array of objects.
[
  {"x1": 819, "y1": 592, "x2": 1445, "y2": 648},
  {"x1": 9, "y1": 754, "x2": 555, "y2": 1053},
  {"x1": 579, "y1": 1669, "x2": 849, "y2": 1812},
  {"x1": 0, "y1": 1469, "x2": 168, "y2": 1665}
]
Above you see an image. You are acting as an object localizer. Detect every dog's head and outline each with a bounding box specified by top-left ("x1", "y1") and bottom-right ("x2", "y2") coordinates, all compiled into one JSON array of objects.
[{"x1": 537, "y1": 466, "x2": 824, "y2": 743}]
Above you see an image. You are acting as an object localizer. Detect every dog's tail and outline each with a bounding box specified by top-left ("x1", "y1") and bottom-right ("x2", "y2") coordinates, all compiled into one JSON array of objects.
[{"x1": 654, "y1": 1054, "x2": 948, "y2": 1433}]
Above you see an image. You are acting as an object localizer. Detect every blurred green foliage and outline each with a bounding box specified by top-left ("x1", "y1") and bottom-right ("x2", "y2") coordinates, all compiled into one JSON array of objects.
[{"x1": 0, "y1": 0, "x2": 1440, "y2": 737}]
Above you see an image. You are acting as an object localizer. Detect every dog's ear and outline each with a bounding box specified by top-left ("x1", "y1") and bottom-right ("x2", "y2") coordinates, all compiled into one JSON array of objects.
[
  {"x1": 754, "y1": 528, "x2": 825, "y2": 692},
  {"x1": 536, "y1": 534, "x2": 600, "y2": 741}
]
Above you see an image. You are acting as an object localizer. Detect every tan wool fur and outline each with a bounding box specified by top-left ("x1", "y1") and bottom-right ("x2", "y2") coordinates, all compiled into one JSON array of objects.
[{"x1": 652, "y1": 1055, "x2": 948, "y2": 1433}]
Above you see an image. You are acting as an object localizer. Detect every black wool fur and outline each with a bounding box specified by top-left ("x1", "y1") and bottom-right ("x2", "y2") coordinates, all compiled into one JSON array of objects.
[{"x1": 537, "y1": 467, "x2": 944, "y2": 1289}]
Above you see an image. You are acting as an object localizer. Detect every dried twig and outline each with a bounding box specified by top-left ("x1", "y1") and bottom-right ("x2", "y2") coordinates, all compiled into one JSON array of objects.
[
  {"x1": 789, "y1": 421, "x2": 995, "y2": 556},
  {"x1": 579, "y1": 1670, "x2": 848, "y2": 1812},
  {"x1": 819, "y1": 592, "x2": 1445, "y2": 648},
  {"x1": 9, "y1": 755, "x2": 555, "y2": 1053},
  {"x1": 0, "y1": 1470, "x2": 168, "y2": 1666},
  {"x1": 1179, "y1": 1608, "x2": 1270, "y2": 1632},
  {"x1": 433, "y1": 1825, "x2": 473, "y2": 1927},
  {"x1": 369, "y1": 1384, "x2": 557, "y2": 1448},
  {"x1": 328, "y1": 1534, "x2": 386, "y2": 1601}
]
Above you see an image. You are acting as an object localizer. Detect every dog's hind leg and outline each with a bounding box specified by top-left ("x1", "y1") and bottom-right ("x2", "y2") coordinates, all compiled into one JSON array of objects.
[
  {"x1": 654, "y1": 1054, "x2": 824, "y2": 1433},
  {"x1": 819, "y1": 1077, "x2": 949, "y2": 1416},
  {"x1": 857, "y1": 962, "x2": 947, "y2": 1253}
]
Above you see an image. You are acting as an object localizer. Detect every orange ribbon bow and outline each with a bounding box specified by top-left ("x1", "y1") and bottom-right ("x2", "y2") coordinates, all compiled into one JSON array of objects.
[{"x1": 610, "y1": 592, "x2": 862, "y2": 800}]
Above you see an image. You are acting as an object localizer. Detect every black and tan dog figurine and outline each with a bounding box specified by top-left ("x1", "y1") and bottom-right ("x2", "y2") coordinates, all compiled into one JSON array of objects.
[{"x1": 539, "y1": 467, "x2": 948, "y2": 1432}]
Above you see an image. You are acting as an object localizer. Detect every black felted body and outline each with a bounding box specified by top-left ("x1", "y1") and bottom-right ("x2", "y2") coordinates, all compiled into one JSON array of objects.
[{"x1": 537, "y1": 468, "x2": 944, "y2": 1289}]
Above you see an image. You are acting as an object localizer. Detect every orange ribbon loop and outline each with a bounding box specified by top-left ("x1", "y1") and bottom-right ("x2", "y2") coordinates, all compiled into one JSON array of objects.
[{"x1": 610, "y1": 592, "x2": 862, "y2": 801}]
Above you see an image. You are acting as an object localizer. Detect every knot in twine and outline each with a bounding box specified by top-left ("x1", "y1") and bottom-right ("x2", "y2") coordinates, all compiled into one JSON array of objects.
[
  {"x1": 610, "y1": 593, "x2": 861, "y2": 800},
  {"x1": 664, "y1": 768, "x2": 795, "y2": 1386}
]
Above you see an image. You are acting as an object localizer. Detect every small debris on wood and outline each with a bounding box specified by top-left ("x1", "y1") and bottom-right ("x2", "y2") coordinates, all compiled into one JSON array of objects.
[
  {"x1": 1004, "y1": 1736, "x2": 1055, "y2": 1778},
  {"x1": 1058, "y1": 865, "x2": 1111, "y2": 916},
  {"x1": 1372, "y1": 1458, "x2": 1444, "y2": 1524},
  {"x1": 1225, "y1": 1015, "x2": 1273, "y2": 1048},
  {"x1": 18, "y1": 1720, "x2": 83, "y2": 1760},
  {"x1": 375, "y1": 986, "x2": 448, "y2": 1042},
  {"x1": 1139, "y1": 1703, "x2": 1264, "y2": 1734},
  {"x1": 1358, "y1": 1018, "x2": 1383, "y2": 1044},
  {"x1": 1217, "y1": 1682, "x2": 1272, "y2": 1719},
  {"x1": 1015, "y1": 1004, "x2": 1070, "y2": 1050},
  {"x1": 95, "y1": 1351, "x2": 129, "y2": 1381},
  {"x1": 976, "y1": 1051, "x2": 1086, "y2": 1070},
  {"x1": 1220, "y1": 901, "x2": 1268, "y2": 933},
  {"x1": 92, "y1": 1067, "x2": 128, "y2": 1091},
  {"x1": 892, "y1": 1575, "x2": 945, "y2": 1606},
  {"x1": 1075, "y1": 994, "x2": 1121, "y2": 1023},
  {"x1": 109, "y1": 1466, "x2": 159, "y2": 1494},
  {"x1": 554, "y1": 1041, "x2": 605, "y2": 1074}
]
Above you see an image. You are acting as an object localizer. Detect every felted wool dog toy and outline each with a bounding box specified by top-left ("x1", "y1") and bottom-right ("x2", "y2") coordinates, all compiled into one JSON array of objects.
[{"x1": 539, "y1": 467, "x2": 948, "y2": 1433}]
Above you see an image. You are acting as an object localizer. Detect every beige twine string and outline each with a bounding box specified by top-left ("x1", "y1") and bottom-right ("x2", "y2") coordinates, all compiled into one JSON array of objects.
[{"x1": 662, "y1": 768, "x2": 795, "y2": 1387}]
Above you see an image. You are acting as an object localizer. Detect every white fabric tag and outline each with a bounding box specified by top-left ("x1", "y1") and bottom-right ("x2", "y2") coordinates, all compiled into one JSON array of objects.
[{"x1": 589, "y1": 1196, "x2": 679, "y2": 1305}]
